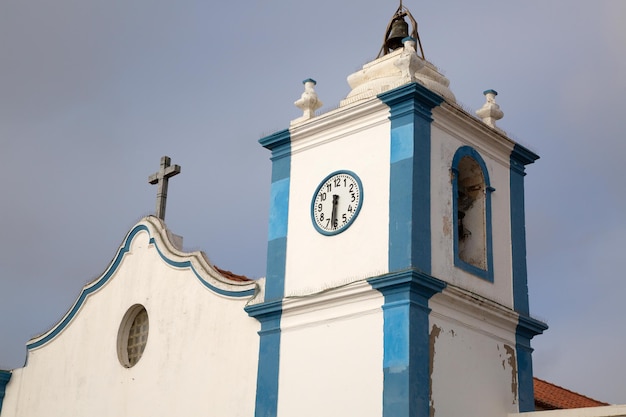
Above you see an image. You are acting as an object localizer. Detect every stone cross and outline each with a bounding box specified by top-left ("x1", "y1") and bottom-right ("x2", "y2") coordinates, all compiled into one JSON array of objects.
[{"x1": 148, "y1": 156, "x2": 181, "y2": 221}]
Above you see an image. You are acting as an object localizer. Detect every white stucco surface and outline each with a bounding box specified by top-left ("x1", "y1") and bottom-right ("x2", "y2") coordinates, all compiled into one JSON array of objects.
[
  {"x1": 430, "y1": 286, "x2": 521, "y2": 417},
  {"x1": 430, "y1": 104, "x2": 517, "y2": 308},
  {"x1": 285, "y1": 101, "x2": 392, "y2": 296},
  {"x1": 2, "y1": 217, "x2": 260, "y2": 417},
  {"x1": 277, "y1": 282, "x2": 384, "y2": 417}
]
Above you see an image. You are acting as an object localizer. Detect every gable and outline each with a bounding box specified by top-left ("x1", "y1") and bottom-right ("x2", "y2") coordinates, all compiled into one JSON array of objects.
[{"x1": 3, "y1": 216, "x2": 261, "y2": 417}]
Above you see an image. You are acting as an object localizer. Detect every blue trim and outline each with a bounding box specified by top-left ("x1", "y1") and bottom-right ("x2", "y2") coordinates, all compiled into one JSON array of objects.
[
  {"x1": 0, "y1": 370, "x2": 10, "y2": 414},
  {"x1": 26, "y1": 223, "x2": 255, "y2": 351},
  {"x1": 260, "y1": 129, "x2": 291, "y2": 169},
  {"x1": 309, "y1": 170, "x2": 364, "y2": 236},
  {"x1": 369, "y1": 270, "x2": 446, "y2": 417},
  {"x1": 302, "y1": 78, "x2": 316, "y2": 85},
  {"x1": 379, "y1": 83, "x2": 443, "y2": 274},
  {"x1": 483, "y1": 89, "x2": 498, "y2": 96},
  {"x1": 451, "y1": 146, "x2": 494, "y2": 282},
  {"x1": 516, "y1": 315, "x2": 548, "y2": 411},
  {"x1": 510, "y1": 143, "x2": 544, "y2": 411},
  {"x1": 268, "y1": 179, "x2": 290, "y2": 242},
  {"x1": 254, "y1": 128, "x2": 291, "y2": 417},
  {"x1": 261, "y1": 128, "x2": 291, "y2": 302},
  {"x1": 509, "y1": 143, "x2": 539, "y2": 315},
  {"x1": 245, "y1": 301, "x2": 283, "y2": 417}
]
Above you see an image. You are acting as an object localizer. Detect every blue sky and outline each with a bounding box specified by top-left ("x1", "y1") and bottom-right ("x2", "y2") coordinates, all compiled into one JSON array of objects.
[{"x1": 1, "y1": 0, "x2": 625, "y2": 404}]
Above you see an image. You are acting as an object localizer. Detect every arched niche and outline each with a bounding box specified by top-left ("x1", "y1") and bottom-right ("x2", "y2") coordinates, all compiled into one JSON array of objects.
[{"x1": 451, "y1": 146, "x2": 494, "y2": 281}]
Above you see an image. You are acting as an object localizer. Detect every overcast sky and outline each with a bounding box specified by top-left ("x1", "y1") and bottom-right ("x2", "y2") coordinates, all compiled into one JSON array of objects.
[{"x1": 1, "y1": 0, "x2": 624, "y2": 405}]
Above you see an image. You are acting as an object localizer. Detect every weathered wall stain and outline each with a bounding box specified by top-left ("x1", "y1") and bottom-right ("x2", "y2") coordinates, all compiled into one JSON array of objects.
[
  {"x1": 504, "y1": 344, "x2": 518, "y2": 404},
  {"x1": 429, "y1": 324, "x2": 442, "y2": 417},
  {"x1": 443, "y1": 214, "x2": 452, "y2": 238}
]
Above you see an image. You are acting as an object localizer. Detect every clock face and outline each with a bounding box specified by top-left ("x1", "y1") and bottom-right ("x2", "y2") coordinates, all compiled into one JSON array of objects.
[{"x1": 311, "y1": 170, "x2": 363, "y2": 235}]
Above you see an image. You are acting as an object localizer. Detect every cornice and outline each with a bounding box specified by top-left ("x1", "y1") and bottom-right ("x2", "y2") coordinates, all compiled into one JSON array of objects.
[
  {"x1": 288, "y1": 97, "x2": 390, "y2": 156},
  {"x1": 430, "y1": 282, "x2": 523, "y2": 343},
  {"x1": 433, "y1": 101, "x2": 518, "y2": 169},
  {"x1": 275, "y1": 279, "x2": 384, "y2": 331}
]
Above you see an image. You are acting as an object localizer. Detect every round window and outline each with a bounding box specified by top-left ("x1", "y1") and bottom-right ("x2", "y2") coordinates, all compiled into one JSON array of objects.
[{"x1": 117, "y1": 304, "x2": 149, "y2": 368}]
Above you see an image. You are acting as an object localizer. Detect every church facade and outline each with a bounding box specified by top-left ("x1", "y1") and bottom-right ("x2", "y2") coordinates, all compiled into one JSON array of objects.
[{"x1": 3, "y1": 7, "x2": 615, "y2": 417}]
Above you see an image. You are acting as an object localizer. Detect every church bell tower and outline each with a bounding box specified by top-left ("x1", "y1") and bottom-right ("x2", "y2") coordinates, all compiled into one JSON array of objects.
[{"x1": 247, "y1": 5, "x2": 547, "y2": 417}]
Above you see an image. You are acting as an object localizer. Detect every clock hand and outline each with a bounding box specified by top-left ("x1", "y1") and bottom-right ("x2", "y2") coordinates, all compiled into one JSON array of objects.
[{"x1": 331, "y1": 194, "x2": 339, "y2": 228}]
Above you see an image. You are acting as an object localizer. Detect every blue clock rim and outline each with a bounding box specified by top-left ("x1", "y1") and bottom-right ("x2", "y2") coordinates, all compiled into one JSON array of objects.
[{"x1": 310, "y1": 169, "x2": 364, "y2": 236}]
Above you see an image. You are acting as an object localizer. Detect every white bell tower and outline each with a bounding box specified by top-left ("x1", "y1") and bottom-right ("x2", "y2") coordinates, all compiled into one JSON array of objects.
[{"x1": 246, "y1": 5, "x2": 547, "y2": 417}]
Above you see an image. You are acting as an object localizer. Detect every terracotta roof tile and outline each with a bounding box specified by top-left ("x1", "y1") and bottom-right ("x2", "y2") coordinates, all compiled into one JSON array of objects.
[
  {"x1": 534, "y1": 377, "x2": 609, "y2": 410},
  {"x1": 214, "y1": 266, "x2": 251, "y2": 282}
]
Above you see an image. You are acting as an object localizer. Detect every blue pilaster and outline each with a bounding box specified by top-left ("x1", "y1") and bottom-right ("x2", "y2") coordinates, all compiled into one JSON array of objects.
[
  {"x1": 245, "y1": 301, "x2": 283, "y2": 417},
  {"x1": 370, "y1": 271, "x2": 446, "y2": 417},
  {"x1": 249, "y1": 128, "x2": 292, "y2": 417},
  {"x1": 510, "y1": 144, "x2": 547, "y2": 411},
  {"x1": 376, "y1": 82, "x2": 443, "y2": 417},
  {"x1": 379, "y1": 82, "x2": 443, "y2": 274}
]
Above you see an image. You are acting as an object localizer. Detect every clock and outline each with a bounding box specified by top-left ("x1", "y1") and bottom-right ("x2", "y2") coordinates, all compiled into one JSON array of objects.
[{"x1": 311, "y1": 170, "x2": 363, "y2": 235}]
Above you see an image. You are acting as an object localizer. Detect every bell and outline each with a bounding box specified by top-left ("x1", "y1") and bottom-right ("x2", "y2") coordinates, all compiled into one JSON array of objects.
[{"x1": 385, "y1": 17, "x2": 409, "y2": 51}]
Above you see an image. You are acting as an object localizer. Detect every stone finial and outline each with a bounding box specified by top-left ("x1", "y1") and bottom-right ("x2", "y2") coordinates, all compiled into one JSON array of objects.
[
  {"x1": 294, "y1": 78, "x2": 323, "y2": 122},
  {"x1": 476, "y1": 89, "x2": 504, "y2": 130},
  {"x1": 394, "y1": 37, "x2": 424, "y2": 83}
]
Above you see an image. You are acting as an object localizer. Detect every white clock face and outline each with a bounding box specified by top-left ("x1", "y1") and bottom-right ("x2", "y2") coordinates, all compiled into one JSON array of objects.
[{"x1": 311, "y1": 170, "x2": 363, "y2": 235}]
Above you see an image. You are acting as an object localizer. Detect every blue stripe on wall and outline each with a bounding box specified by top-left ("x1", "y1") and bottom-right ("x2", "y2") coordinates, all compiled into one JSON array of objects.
[
  {"x1": 379, "y1": 82, "x2": 443, "y2": 274},
  {"x1": 268, "y1": 178, "x2": 290, "y2": 242},
  {"x1": 370, "y1": 270, "x2": 446, "y2": 417},
  {"x1": 510, "y1": 143, "x2": 547, "y2": 411},
  {"x1": 245, "y1": 301, "x2": 283, "y2": 417},
  {"x1": 516, "y1": 315, "x2": 548, "y2": 411},
  {"x1": 510, "y1": 144, "x2": 535, "y2": 315},
  {"x1": 390, "y1": 124, "x2": 414, "y2": 163},
  {"x1": 377, "y1": 82, "x2": 443, "y2": 417},
  {"x1": 0, "y1": 370, "x2": 11, "y2": 414},
  {"x1": 260, "y1": 128, "x2": 290, "y2": 303},
  {"x1": 253, "y1": 128, "x2": 292, "y2": 417}
]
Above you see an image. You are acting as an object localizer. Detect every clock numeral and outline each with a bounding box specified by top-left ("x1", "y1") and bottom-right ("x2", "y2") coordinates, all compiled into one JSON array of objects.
[
  {"x1": 348, "y1": 205, "x2": 353, "y2": 213},
  {"x1": 325, "y1": 218, "x2": 331, "y2": 228},
  {"x1": 349, "y1": 184, "x2": 354, "y2": 192},
  {"x1": 342, "y1": 213, "x2": 347, "y2": 223},
  {"x1": 317, "y1": 203, "x2": 322, "y2": 212},
  {"x1": 326, "y1": 183, "x2": 332, "y2": 192},
  {"x1": 334, "y1": 178, "x2": 341, "y2": 187},
  {"x1": 351, "y1": 193, "x2": 356, "y2": 202},
  {"x1": 320, "y1": 213, "x2": 324, "y2": 222},
  {"x1": 319, "y1": 192, "x2": 327, "y2": 201}
]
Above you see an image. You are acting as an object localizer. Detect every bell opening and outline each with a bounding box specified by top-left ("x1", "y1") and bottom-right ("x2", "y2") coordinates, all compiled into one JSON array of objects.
[
  {"x1": 385, "y1": 17, "x2": 409, "y2": 51},
  {"x1": 378, "y1": 4, "x2": 425, "y2": 59}
]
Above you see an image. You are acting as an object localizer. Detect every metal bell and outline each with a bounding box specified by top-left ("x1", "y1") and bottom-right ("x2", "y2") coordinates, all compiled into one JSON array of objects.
[{"x1": 385, "y1": 17, "x2": 409, "y2": 51}]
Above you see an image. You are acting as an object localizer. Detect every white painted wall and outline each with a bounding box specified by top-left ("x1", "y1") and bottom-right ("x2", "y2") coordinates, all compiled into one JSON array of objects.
[
  {"x1": 430, "y1": 105, "x2": 516, "y2": 309},
  {"x1": 2, "y1": 218, "x2": 260, "y2": 417},
  {"x1": 277, "y1": 282, "x2": 384, "y2": 417},
  {"x1": 285, "y1": 102, "x2": 392, "y2": 296},
  {"x1": 430, "y1": 288, "x2": 520, "y2": 417}
]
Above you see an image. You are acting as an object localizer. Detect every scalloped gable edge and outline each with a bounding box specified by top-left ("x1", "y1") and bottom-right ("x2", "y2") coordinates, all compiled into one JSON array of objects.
[{"x1": 26, "y1": 216, "x2": 260, "y2": 352}]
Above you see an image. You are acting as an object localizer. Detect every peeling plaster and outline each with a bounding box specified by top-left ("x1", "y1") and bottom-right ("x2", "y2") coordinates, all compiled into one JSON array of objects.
[
  {"x1": 443, "y1": 215, "x2": 452, "y2": 238},
  {"x1": 429, "y1": 324, "x2": 442, "y2": 417},
  {"x1": 504, "y1": 344, "x2": 518, "y2": 404}
]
